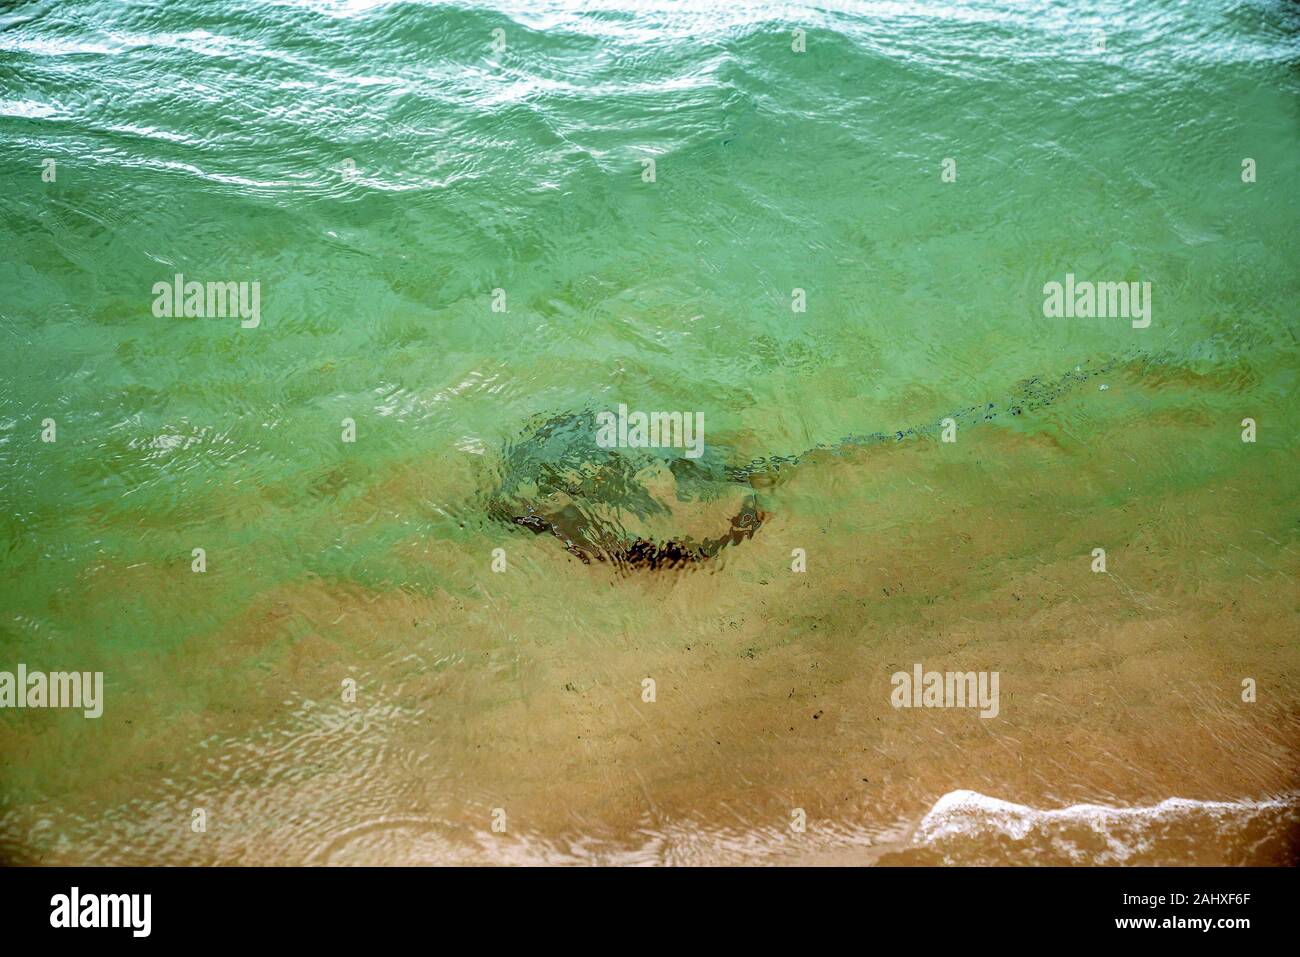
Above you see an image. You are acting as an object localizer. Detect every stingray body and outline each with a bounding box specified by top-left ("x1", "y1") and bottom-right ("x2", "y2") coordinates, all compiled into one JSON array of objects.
[
  {"x1": 485, "y1": 408, "x2": 763, "y2": 569},
  {"x1": 487, "y1": 360, "x2": 1117, "y2": 570}
]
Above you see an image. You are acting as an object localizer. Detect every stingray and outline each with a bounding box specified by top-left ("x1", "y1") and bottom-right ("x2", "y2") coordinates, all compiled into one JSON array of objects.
[{"x1": 485, "y1": 359, "x2": 1120, "y2": 571}]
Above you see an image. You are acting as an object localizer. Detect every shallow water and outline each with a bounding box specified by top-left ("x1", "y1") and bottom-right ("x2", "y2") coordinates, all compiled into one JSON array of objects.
[{"x1": 1, "y1": 0, "x2": 1298, "y2": 865}]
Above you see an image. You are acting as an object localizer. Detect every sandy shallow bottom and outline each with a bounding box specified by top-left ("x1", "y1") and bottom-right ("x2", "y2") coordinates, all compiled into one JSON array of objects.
[{"x1": 2, "y1": 370, "x2": 1297, "y2": 866}]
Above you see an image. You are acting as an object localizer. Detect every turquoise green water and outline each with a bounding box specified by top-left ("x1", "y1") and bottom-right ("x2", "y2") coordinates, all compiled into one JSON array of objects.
[{"x1": 1, "y1": 0, "x2": 1298, "y2": 864}]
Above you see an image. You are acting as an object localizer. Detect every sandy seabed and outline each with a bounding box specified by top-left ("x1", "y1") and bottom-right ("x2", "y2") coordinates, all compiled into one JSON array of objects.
[{"x1": 2, "y1": 366, "x2": 1297, "y2": 865}]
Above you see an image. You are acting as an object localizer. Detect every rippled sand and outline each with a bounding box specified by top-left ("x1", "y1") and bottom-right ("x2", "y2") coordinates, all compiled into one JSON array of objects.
[
  {"x1": 3, "y1": 365, "x2": 1296, "y2": 865},
  {"x1": 2, "y1": 0, "x2": 1297, "y2": 865}
]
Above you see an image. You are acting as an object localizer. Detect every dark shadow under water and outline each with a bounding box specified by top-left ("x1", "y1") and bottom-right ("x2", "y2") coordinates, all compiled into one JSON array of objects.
[{"x1": 485, "y1": 356, "x2": 1134, "y2": 571}]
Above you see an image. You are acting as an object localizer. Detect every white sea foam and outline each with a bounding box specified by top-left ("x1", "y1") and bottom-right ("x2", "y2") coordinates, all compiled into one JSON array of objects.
[{"x1": 912, "y1": 789, "x2": 1300, "y2": 864}]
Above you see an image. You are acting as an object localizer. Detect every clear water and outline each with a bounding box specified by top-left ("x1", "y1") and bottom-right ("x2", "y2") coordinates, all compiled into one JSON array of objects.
[{"x1": 1, "y1": 0, "x2": 1297, "y2": 864}]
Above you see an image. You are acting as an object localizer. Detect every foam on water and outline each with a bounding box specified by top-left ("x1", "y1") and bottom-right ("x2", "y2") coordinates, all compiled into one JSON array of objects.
[{"x1": 905, "y1": 789, "x2": 1300, "y2": 865}]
